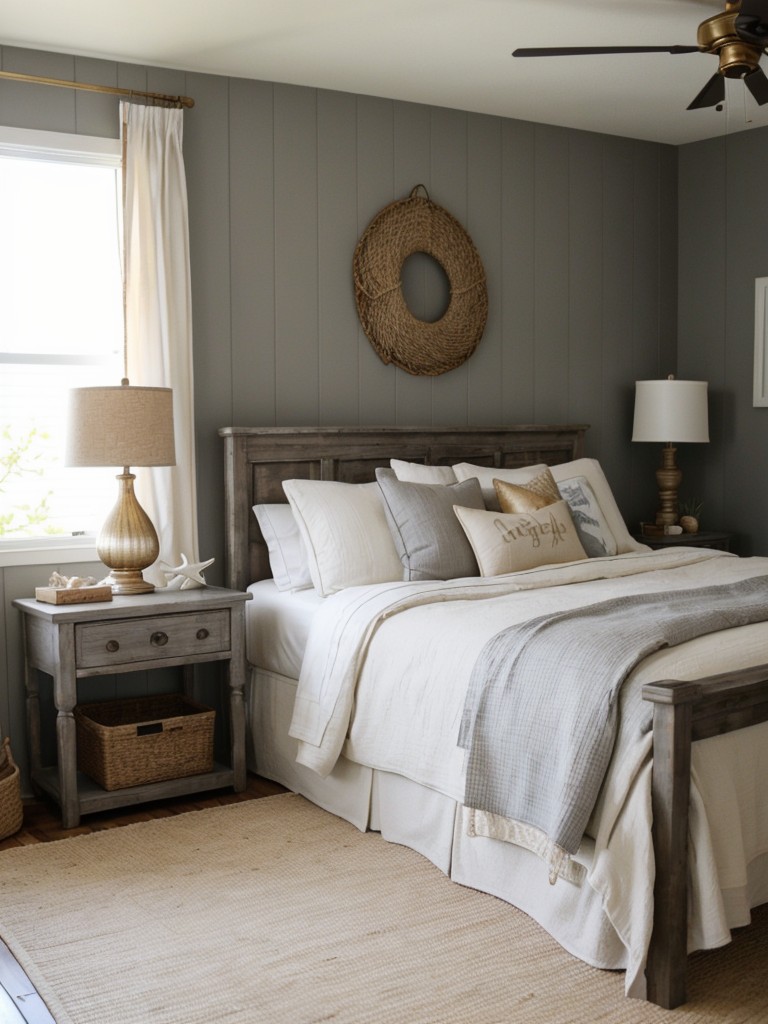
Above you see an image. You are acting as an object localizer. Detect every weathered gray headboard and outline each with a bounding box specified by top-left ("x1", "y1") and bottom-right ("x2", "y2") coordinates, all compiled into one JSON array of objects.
[{"x1": 218, "y1": 425, "x2": 588, "y2": 592}]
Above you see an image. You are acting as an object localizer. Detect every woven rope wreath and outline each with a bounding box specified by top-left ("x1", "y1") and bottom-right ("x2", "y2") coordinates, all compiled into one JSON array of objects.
[{"x1": 353, "y1": 186, "x2": 488, "y2": 376}]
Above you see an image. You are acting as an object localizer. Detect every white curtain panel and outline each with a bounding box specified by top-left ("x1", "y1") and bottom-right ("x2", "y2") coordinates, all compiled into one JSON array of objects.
[{"x1": 121, "y1": 101, "x2": 199, "y2": 583}]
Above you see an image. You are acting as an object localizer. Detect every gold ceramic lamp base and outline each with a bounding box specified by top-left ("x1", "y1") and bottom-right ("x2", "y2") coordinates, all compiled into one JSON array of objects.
[{"x1": 97, "y1": 471, "x2": 160, "y2": 594}]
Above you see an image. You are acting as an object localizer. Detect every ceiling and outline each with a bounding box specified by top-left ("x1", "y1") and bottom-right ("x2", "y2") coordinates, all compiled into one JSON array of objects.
[{"x1": 3, "y1": 0, "x2": 768, "y2": 146}]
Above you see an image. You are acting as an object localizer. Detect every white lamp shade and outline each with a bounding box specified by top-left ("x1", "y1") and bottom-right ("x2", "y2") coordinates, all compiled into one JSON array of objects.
[
  {"x1": 65, "y1": 385, "x2": 176, "y2": 467},
  {"x1": 632, "y1": 379, "x2": 709, "y2": 444}
]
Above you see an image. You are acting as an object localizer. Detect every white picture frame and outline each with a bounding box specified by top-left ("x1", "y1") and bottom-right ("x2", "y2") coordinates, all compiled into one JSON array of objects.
[{"x1": 754, "y1": 277, "x2": 768, "y2": 406}]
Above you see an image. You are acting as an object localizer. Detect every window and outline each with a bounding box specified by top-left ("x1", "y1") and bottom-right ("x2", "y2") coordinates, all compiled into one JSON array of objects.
[{"x1": 0, "y1": 127, "x2": 123, "y2": 543}]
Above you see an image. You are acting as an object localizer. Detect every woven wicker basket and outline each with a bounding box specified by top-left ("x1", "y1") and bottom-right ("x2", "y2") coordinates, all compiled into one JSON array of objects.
[
  {"x1": 75, "y1": 694, "x2": 215, "y2": 792},
  {"x1": 0, "y1": 738, "x2": 23, "y2": 840}
]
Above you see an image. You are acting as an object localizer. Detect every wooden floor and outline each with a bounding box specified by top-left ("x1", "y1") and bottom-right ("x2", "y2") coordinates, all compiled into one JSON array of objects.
[
  {"x1": 0, "y1": 772, "x2": 286, "y2": 852},
  {"x1": 0, "y1": 774, "x2": 287, "y2": 1023}
]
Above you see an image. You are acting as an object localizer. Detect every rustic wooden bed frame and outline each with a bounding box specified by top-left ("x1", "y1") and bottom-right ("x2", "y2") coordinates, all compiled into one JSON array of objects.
[{"x1": 219, "y1": 424, "x2": 768, "y2": 1010}]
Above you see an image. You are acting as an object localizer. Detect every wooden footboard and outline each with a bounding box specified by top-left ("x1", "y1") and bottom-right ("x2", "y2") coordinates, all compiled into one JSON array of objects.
[{"x1": 643, "y1": 666, "x2": 768, "y2": 1008}]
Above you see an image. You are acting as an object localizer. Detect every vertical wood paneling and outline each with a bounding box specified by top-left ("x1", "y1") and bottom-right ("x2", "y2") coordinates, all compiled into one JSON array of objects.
[
  {"x1": 533, "y1": 125, "x2": 570, "y2": 421},
  {"x1": 601, "y1": 137, "x2": 637, "y2": 511},
  {"x1": 678, "y1": 138, "x2": 727, "y2": 534},
  {"x1": 657, "y1": 144, "x2": 678, "y2": 378},
  {"x1": 0, "y1": 48, "x2": 77, "y2": 130},
  {"x1": 73, "y1": 57, "x2": 119, "y2": 137},
  {"x1": 273, "y1": 84, "x2": 319, "y2": 425},
  {"x1": 500, "y1": 120, "x2": 536, "y2": 423},
  {"x1": 431, "y1": 107, "x2": 471, "y2": 425},
  {"x1": 183, "y1": 70, "x2": 232, "y2": 576},
  {"x1": 356, "y1": 96, "x2": 397, "y2": 424},
  {"x1": 318, "y1": 89, "x2": 359, "y2": 425},
  {"x1": 632, "y1": 144, "x2": 663, "y2": 381},
  {"x1": 229, "y1": 78, "x2": 276, "y2": 425},
  {"x1": 568, "y1": 132, "x2": 604, "y2": 450},
  {"x1": 467, "y1": 115, "x2": 503, "y2": 425},
  {"x1": 392, "y1": 103, "x2": 433, "y2": 425}
]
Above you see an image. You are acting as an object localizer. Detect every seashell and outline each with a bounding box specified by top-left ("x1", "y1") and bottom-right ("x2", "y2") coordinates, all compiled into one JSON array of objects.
[{"x1": 680, "y1": 515, "x2": 699, "y2": 534}]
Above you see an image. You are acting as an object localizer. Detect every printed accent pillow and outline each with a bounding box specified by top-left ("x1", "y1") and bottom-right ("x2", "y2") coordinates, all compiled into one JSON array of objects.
[
  {"x1": 454, "y1": 500, "x2": 588, "y2": 576},
  {"x1": 252, "y1": 503, "x2": 313, "y2": 592},
  {"x1": 554, "y1": 475, "x2": 618, "y2": 558},
  {"x1": 549, "y1": 458, "x2": 646, "y2": 555},
  {"x1": 282, "y1": 479, "x2": 402, "y2": 597},
  {"x1": 376, "y1": 468, "x2": 485, "y2": 581},
  {"x1": 390, "y1": 459, "x2": 458, "y2": 485}
]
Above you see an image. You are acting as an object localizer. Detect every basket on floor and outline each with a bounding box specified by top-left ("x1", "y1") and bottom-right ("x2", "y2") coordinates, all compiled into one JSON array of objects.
[
  {"x1": 75, "y1": 694, "x2": 215, "y2": 791},
  {"x1": 0, "y1": 737, "x2": 24, "y2": 840}
]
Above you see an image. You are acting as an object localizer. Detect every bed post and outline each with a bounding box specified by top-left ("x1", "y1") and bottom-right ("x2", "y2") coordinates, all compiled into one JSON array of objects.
[
  {"x1": 643, "y1": 666, "x2": 768, "y2": 1008},
  {"x1": 642, "y1": 679, "x2": 699, "y2": 1009}
]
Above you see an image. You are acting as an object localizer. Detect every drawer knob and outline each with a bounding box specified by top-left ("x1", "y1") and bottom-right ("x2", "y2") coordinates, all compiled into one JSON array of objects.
[
  {"x1": 150, "y1": 631, "x2": 169, "y2": 647},
  {"x1": 196, "y1": 628, "x2": 210, "y2": 640},
  {"x1": 105, "y1": 639, "x2": 120, "y2": 653}
]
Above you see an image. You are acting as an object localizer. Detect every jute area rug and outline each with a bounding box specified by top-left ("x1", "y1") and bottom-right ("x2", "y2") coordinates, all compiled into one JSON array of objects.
[{"x1": 0, "y1": 794, "x2": 766, "y2": 1024}]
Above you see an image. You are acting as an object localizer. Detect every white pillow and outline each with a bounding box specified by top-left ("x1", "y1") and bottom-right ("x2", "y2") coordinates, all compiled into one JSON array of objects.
[
  {"x1": 282, "y1": 479, "x2": 402, "y2": 597},
  {"x1": 390, "y1": 459, "x2": 458, "y2": 485},
  {"x1": 454, "y1": 500, "x2": 587, "y2": 576},
  {"x1": 453, "y1": 462, "x2": 550, "y2": 510},
  {"x1": 252, "y1": 504, "x2": 313, "y2": 592},
  {"x1": 549, "y1": 459, "x2": 645, "y2": 555}
]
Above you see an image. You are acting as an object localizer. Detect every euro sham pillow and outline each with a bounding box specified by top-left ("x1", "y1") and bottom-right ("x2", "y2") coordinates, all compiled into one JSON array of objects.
[
  {"x1": 454, "y1": 500, "x2": 587, "y2": 576},
  {"x1": 252, "y1": 503, "x2": 313, "y2": 592},
  {"x1": 282, "y1": 479, "x2": 402, "y2": 597},
  {"x1": 390, "y1": 459, "x2": 458, "y2": 485},
  {"x1": 453, "y1": 462, "x2": 551, "y2": 511},
  {"x1": 375, "y1": 468, "x2": 485, "y2": 581}
]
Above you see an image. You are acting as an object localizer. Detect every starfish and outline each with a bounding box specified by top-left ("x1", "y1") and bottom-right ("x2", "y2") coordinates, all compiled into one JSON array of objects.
[{"x1": 158, "y1": 553, "x2": 215, "y2": 590}]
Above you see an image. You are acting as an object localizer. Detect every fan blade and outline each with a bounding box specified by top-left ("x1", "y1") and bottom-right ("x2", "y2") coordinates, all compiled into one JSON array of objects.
[
  {"x1": 512, "y1": 46, "x2": 699, "y2": 57},
  {"x1": 736, "y1": 0, "x2": 768, "y2": 45},
  {"x1": 687, "y1": 73, "x2": 726, "y2": 110},
  {"x1": 745, "y1": 65, "x2": 768, "y2": 103},
  {"x1": 736, "y1": 16, "x2": 768, "y2": 44}
]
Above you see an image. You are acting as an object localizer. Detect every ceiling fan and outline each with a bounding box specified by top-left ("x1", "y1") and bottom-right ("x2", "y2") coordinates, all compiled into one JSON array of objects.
[{"x1": 512, "y1": 0, "x2": 768, "y2": 110}]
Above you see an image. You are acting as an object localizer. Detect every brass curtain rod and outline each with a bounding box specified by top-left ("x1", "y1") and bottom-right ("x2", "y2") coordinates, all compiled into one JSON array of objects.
[{"x1": 0, "y1": 69, "x2": 194, "y2": 108}]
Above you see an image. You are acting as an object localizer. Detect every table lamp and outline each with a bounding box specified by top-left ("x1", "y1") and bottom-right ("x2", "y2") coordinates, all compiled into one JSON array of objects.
[
  {"x1": 65, "y1": 380, "x2": 176, "y2": 594},
  {"x1": 631, "y1": 375, "x2": 709, "y2": 527}
]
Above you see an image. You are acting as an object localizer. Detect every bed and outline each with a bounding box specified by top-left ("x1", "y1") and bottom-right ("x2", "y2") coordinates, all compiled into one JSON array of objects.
[{"x1": 219, "y1": 424, "x2": 768, "y2": 1009}]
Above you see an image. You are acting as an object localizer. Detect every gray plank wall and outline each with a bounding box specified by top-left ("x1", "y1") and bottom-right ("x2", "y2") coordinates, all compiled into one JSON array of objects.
[
  {"x1": 678, "y1": 129, "x2": 768, "y2": 557},
  {"x1": 1, "y1": 45, "x2": 677, "y2": 791}
]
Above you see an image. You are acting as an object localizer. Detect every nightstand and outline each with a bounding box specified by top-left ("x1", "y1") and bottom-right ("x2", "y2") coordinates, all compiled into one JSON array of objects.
[
  {"x1": 13, "y1": 586, "x2": 251, "y2": 828},
  {"x1": 633, "y1": 530, "x2": 732, "y2": 552}
]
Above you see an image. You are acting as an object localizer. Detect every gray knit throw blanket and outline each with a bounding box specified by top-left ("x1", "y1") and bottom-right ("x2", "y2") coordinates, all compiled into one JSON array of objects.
[{"x1": 459, "y1": 575, "x2": 768, "y2": 868}]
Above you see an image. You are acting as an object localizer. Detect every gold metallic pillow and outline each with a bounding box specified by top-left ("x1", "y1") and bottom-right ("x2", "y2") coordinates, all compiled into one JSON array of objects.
[{"x1": 494, "y1": 467, "x2": 561, "y2": 514}]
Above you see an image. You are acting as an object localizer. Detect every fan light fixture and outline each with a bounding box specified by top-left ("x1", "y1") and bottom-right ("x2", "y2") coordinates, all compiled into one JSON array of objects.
[
  {"x1": 631, "y1": 376, "x2": 709, "y2": 527},
  {"x1": 65, "y1": 380, "x2": 176, "y2": 594},
  {"x1": 512, "y1": 0, "x2": 768, "y2": 111}
]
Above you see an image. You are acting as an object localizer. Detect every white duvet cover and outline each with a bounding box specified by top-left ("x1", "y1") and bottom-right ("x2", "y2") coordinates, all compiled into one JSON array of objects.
[{"x1": 288, "y1": 548, "x2": 768, "y2": 995}]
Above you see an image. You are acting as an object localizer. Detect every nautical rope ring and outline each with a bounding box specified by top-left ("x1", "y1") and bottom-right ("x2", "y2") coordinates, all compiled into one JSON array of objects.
[{"x1": 353, "y1": 186, "x2": 488, "y2": 376}]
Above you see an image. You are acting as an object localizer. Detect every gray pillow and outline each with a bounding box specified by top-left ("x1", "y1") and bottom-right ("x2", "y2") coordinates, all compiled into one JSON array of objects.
[{"x1": 375, "y1": 468, "x2": 485, "y2": 581}]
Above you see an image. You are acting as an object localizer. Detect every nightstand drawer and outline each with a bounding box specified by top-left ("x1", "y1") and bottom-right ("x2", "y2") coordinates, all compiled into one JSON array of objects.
[{"x1": 75, "y1": 610, "x2": 231, "y2": 668}]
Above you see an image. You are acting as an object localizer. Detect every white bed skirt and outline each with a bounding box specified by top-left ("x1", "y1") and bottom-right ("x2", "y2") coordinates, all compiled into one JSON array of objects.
[{"x1": 249, "y1": 666, "x2": 630, "y2": 970}]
